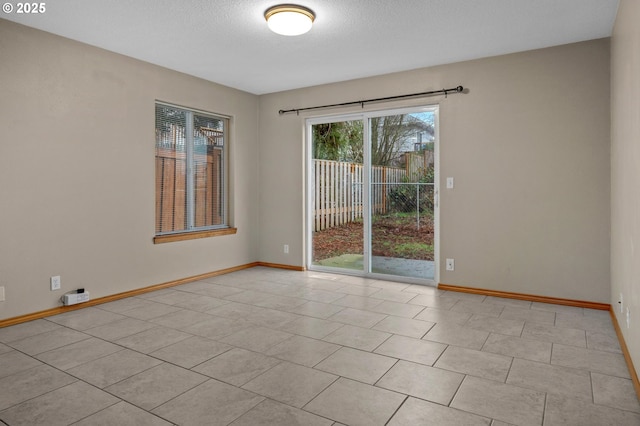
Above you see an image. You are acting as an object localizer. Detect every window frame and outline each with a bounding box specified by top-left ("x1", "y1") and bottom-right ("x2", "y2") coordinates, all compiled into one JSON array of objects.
[{"x1": 154, "y1": 101, "x2": 235, "y2": 243}]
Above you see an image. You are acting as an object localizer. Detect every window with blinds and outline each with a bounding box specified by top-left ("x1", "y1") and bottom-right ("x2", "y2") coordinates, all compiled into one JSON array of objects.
[{"x1": 155, "y1": 103, "x2": 228, "y2": 235}]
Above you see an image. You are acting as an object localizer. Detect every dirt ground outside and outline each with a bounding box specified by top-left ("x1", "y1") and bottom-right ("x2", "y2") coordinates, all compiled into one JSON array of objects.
[{"x1": 312, "y1": 215, "x2": 434, "y2": 262}]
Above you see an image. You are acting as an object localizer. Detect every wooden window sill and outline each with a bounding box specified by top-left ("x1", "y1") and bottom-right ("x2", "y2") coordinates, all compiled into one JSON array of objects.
[{"x1": 154, "y1": 228, "x2": 237, "y2": 244}]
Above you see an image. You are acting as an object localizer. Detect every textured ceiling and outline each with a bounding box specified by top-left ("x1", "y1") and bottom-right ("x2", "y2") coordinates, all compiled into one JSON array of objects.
[{"x1": 2, "y1": 0, "x2": 619, "y2": 94}]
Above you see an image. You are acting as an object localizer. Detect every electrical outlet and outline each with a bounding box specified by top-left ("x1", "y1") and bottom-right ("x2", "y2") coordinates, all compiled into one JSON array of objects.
[
  {"x1": 284, "y1": 244, "x2": 289, "y2": 254},
  {"x1": 446, "y1": 258, "x2": 455, "y2": 271},
  {"x1": 50, "y1": 276, "x2": 61, "y2": 291},
  {"x1": 0, "y1": 286, "x2": 5, "y2": 302},
  {"x1": 626, "y1": 307, "x2": 631, "y2": 329},
  {"x1": 620, "y1": 293, "x2": 624, "y2": 313}
]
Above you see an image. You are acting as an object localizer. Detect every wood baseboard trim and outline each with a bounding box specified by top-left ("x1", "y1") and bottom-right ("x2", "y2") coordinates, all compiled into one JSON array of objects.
[
  {"x1": 609, "y1": 308, "x2": 640, "y2": 400},
  {"x1": 438, "y1": 283, "x2": 610, "y2": 311},
  {"x1": 0, "y1": 262, "x2": 260, "y2": 328},
  {"x1": 257, "y1": 262, "x2": 305, "y2": 271}
]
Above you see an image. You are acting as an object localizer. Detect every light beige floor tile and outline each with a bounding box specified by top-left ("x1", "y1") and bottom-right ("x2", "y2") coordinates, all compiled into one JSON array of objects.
[
  {"x1": 224, "y1": 290, "x2": 274, "y2": 304},
  {"x1": 35, "y1": 337, "x2": 122, "y2": 370},
  {"x1": 402, "y1": 284, "x2": 441, "y2": 295},
  {"x1": 245, "y1": 308, "x2": 301, "y2": 328},
  {"x1": 183, "y1": 283, "x2": 245, "y2": 298},
  {"x1": 369, "y1": 300, "x2": 425, "y2": 318},
  {"x1": 0, "y1": 350, "x2": 43, "y2": 379},
  {"x1": 150, "y1": 309, "x2": 215, "y2": 329},
  {"x1": 136, "y1": 289, "x2": 177, "y2": 300},
  {"x1": 74, "y1": 401, "x2": 173, "y2": 426},
  {"x1": 414, "y1": 307, "x2": 472, "y2": 325},
  {"x1": 440, "y1": 292, "x2": 487, "y2": 303},
  {"x1": 552, "y1": 344, "x2": 630, "y2": 378},
  {"x1": 305, "y1": 377, "x2": 405, "y2": 426},
  {"x1": 173, "y1": 294, "x2": 230, "y2": 312},
  {"x1": 369, "y1": 289, "x2": 417, "y2": 303},
  {"x1": 0, "y1": 320, "x2": 62, "y2": 343},
  {"x1": 192, "y1": 347, "x2": 281, "y2": 386},
  {"x1": 8, "y1": 327, "x2": 91, "y2": 355},
  {"x1": 451, "y1": 376, "x2": 545, "y2": 426},
  {"x1": 377, "y1": 360, "x2": 464, "y2": 405},
  {"x1": 591, "y1": 372, "x2": 640, "y2": 413},
  {"x1": 337, "y1": 276, "x2": 380, "y2": 287},
  {"x1": 333, "y1": 295, "x2": 384, "y2": 310},
  {"x1": 294, "y1": 289, "x2": 345, "y2": 303},
  {"x1": 530, "y1": 302, "x2": 585, "y2": 314},
  {"x1": 149, "y1": 336, "x2": 232, "y2": 368},
  {"x1": 388, "y1": 397, "x2": 491, "y2": 426},
  {"x1": 372, "y1": 315, "x2": 435, "y2": 338},
  {"x1": 285, "y1": 301, "x2": 345, "y2": 319},
  {"x1": 499, "y1": 306, "x2": 556, "y2": 325},
  {"x1": 67, "y1": 349, "x2": 163, "y2": 388},
  {"x1": 183, "y1": 316, "x2": 252, "y2": 340},
  {"x1": 106, "y1": 363, "x2": 207, "y2": 410},
  {"x1": 120, "y1": 301, "x2": 183, "y2": 320},
  {"x1": 544, "y1": 393, "x2": 640, "y2": 426},
  {"x1": 556, "y1": 312, "x2": 616, "y2": 334},
  {"x1": 84, "y1": 317, "x2": 157, "y2": 341},
  {"x1": 482, "y1": 296, "x2": 532, "y2": 309},
  {"x1": 0, "y1": 343, "x2": 10, "y2": 354},
  {"x1": 115, "y1": 326, "x2": 191, "y2": 354},
  {"x1": 584, "y1": 308, "x2": 612, "y2": 319},
  {"x1": 206, "y1": 301, "x2": 266, "y2": 320},
  {"x1": 374, "y1": 335, "x2": 446, "y2": 366},
  {"x1": 323, "y1": 325, "x2": 391, "y2": 351},
  {"x1": 47, "y1": 307, "x2": 126, "y2": 331},
  {"x1": 315, "y1": 347, "x2": 397, "y2": 384},
  {"x1": 482, "y1": 333, "x2": 552, "y2": 363},
  {"x1": 242, "y1": 362, "x2": 338, "y2": 408},
  {"x1": 423, "y1": 322, "x2": 490, "y2": 350},
  {"x1": 254, "y1": 294, "x2": 307, "y2": 310},
  {"x1": 450, "y1": 300, "x2": 504, "y2": 317},
  {"x1": 328, "y1": 307, "x2": 387, "y2": 328},
  {"x1": 369, "y1": 280, "x2": 412, "y2": 291},
  {"x1": 491, "y1": 421, "x2": 516, "y2": 426},
  {"x1": 265, "y1": 335, "x2": 340, "y2": 367},
  {"x1": 152, "y1": 379, "x2": 264, "y2": 426},
  {"x1": 435, "y1": 345, "x2": 512, "y2": 382},
  {"x1": 336, "y1": 284, "x2": 381, "y2": 297},
  {"x1": 506, "y1": 358, "x2": 592, "y2": 401},
  {"x1": 408, "y1": 294, "x2": 458, "y2": 309},
  {"x1": 521, "y1": 322, "x2": 586, "y2": 347},
  {"x1": 230, "y1": 398, "x2": 333, "y2": 426},
  {"x1": 587, "y1": 330, "x2": 623, "y2": 353},
  {"x1": 0, "y1": 381, "x2": 119, "y2": 426},
  {"x1": 220, "y1": 326, "x2": 293, "y2": 353},
  {"x1": 278, "y1": 316, "x2": 343, "y2": 339},
  {"x1": 146, "y1": 290, "x2": 201, "y2": 306},
  {"x1": 0, "y1": 364, "x2": 77, "y2": 410},
  {"x1": 465, "y1": 315, "x2": 525, "y2": 336},
  {"x1": 96, "y1": 297, "x2": 159, "y2": 314}
]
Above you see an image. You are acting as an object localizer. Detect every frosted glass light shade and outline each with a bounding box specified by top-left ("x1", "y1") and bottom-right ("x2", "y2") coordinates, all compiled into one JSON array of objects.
[{"x1": 265, "y1": 5, "x2": 315, "y2": 36}]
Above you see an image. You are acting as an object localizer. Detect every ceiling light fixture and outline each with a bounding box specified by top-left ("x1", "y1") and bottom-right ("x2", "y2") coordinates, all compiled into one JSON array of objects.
[{"x1": 265, "y1": 4, "x2": 315, "y2": 36}]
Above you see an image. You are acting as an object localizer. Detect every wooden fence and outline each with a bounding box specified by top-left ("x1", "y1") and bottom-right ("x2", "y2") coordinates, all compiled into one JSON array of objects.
[{"x1": 312, "y1": 160, "x2": 407, "y2": 231}]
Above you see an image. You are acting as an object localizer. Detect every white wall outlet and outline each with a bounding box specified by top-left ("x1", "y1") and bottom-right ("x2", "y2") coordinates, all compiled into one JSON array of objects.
[
  {"x1": 0, "y1": 286, "x2": 5, "y2": 302},
  {"x1": 446, "y1": 258, "x2": 455, "y2": 271},
  {"x1": 619, "y1": 293, "x2": 624, "y2": 313},
  {"x1": 626, "y1": 307, "x2": 631, "y2": 329},
  {"x1": 50, "y1": 276, "x2": 61, "y2": 291},
  {"x1": 446, "y1": 177, "x2": 454, "y2": 189},
  {"x1": 284, "y1": 244, "x2": 289, "y2": 254}
]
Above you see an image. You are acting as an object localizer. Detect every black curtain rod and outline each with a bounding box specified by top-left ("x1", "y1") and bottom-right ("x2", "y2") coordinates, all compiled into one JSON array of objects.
[{"x1": 278, "y1": 85, "x2": 465, "y2": 115}]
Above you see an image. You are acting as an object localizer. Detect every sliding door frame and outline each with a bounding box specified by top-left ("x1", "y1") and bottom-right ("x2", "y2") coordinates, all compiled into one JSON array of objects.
[{"x1": 305, "y1": 104, "x2": 440, "y2": 286}]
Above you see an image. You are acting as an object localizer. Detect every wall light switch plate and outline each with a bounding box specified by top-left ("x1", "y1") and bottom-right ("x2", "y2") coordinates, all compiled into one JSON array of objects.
[
  {"x1": 51, "y1": 276, "x2": 61, "y2": 291},
  {"x1": 446, "y1": 177, "x2": 454, "y2": 189},
  {"x1": 446, "y1": 258, "x2": 455, "y2": 271}
]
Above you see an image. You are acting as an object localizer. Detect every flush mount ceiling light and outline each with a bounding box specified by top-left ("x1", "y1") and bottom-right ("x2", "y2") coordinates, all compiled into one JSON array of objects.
[{"x1": 265, "y1": 4, "x2": 315, "y2": 36}]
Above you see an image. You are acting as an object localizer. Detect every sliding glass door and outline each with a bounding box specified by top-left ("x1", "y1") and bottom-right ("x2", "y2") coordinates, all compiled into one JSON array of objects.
[{"x1": 308, "y1": 106, "x2": 438, "y2": 284}]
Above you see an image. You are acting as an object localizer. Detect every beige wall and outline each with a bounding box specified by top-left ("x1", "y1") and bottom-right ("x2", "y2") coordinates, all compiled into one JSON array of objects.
[
  {"x1": 259, "y1": 39, "x2": 611, "y2": 303},
  {"x1": 611, "y1": 0, "x2": 640, "y2": 375},
  {"x1": 0, "y1": 20, "x2": 260, "y2": 320}
]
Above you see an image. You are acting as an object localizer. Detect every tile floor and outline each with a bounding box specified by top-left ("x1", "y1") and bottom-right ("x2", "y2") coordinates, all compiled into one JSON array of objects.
[{"x1": 0, "y1": 267, "x2": 639, "y2": 425}]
